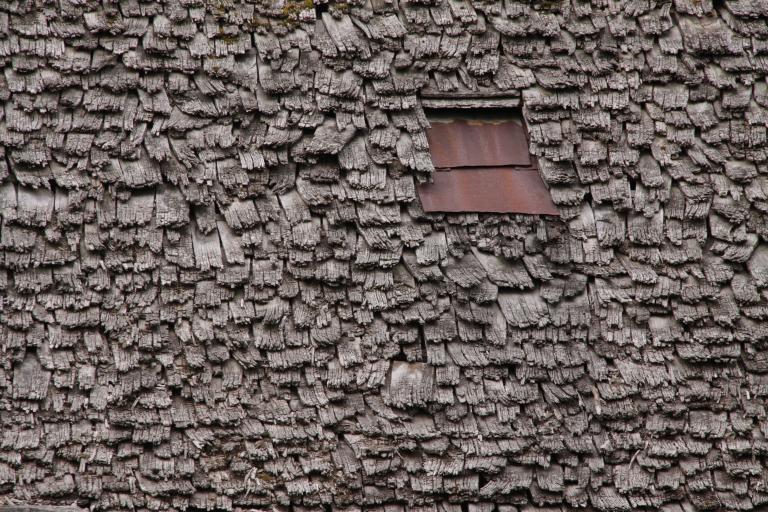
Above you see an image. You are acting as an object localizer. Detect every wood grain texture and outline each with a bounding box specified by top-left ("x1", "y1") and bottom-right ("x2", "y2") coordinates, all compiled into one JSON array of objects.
[{"x1": 2, "y1": 0, "x2": 768, "y2": 510}]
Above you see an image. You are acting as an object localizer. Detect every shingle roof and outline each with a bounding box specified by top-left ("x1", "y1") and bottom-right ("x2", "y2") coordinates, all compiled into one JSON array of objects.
[{"x1": 2, "y1": 0, "x2": 768, "y2": 511}]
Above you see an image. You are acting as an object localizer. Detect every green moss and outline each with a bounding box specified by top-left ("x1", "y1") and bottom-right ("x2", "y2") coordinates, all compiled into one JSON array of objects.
[
  {"x1": 276, "y1": 0, "x2": 313, "y2": 29},
  {"x1": 206, "y1": 0, "x2": 231, "y2": 19},
  {"x1": 330, "y1": 1, "x2": 350, "y2": 14},
  {"x1": 246, "y1": 15, "x2": 270, "y2": 30},
  {"x1": 220, "y1": 33, "x2": 241, "y2": 44},
  {"x1": 281, "y1": 0, "x2": 313, "y2": 18}
]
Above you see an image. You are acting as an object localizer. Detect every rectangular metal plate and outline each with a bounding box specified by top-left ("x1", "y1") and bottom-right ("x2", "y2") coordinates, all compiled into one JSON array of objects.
[
  {"x1": 426, "y1": 120, "x2": 531, "y2": 168},
  {"x1": 417, "y1": 167, "x2": 559, "y2": 215}
]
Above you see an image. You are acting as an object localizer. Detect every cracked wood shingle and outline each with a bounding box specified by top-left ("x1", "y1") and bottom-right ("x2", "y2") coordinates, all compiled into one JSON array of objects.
[{"x1": 4, "y1": 0, "x2": 768, "y2": 510}]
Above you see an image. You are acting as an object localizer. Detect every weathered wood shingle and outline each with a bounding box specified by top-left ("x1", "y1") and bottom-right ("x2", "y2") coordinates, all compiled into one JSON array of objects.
[{"x1": 3, "y1": 0, "x2": 768, "y2": 510}]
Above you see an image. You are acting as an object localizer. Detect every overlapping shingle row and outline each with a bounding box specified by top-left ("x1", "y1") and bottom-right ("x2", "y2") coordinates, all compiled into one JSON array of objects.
[{"x1": 3, "y1": 0, "x2": 768, "y2": 510}]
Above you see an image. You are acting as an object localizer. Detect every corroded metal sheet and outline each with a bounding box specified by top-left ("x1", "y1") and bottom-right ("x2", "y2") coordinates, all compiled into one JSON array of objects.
[
  {"x1": 426, "y1": 120, "x2": 531, "y2": 168},
  {"x1": 0, "y1": 508, "x2": 87, "y2": 512},
  {"x1": 418, "y1": 167, "x2": 560, "y2": 215}
]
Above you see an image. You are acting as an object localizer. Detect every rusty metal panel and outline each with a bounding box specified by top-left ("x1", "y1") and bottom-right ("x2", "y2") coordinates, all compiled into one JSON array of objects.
[
  {"x1": 426, "y1": 120, "x2": 531, "y2": 168},
  {"x1": 417, "y1": 167, "x2": 559, "y2": 215}
]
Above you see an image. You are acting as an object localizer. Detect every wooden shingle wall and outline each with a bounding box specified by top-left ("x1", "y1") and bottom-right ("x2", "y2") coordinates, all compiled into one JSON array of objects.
[{"x1": 2, "y1": 0, "x2": 768, "y2": 511}]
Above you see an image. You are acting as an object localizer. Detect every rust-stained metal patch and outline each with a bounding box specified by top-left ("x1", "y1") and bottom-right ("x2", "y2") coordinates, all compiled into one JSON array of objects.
[
  {"x1": 421, "y1": 111, "x2": 558, "y2": 215},
  {"x1": 426, "y1": 120, "x2": 531, "y2": 168},
  {"x1": 418, "y1": 167, "x2": 559, "y2": 215}
]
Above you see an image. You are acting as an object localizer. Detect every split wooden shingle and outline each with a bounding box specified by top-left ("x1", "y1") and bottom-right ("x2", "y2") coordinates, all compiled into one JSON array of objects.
[{"x1": 2, "y1": 0, "x2": 768, "y2": 510}]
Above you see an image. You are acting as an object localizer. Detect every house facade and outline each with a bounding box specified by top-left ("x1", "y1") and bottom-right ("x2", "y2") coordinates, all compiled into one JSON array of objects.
[{"x1": 1, "y1": 0, "x2": 768, "y2": 510}]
